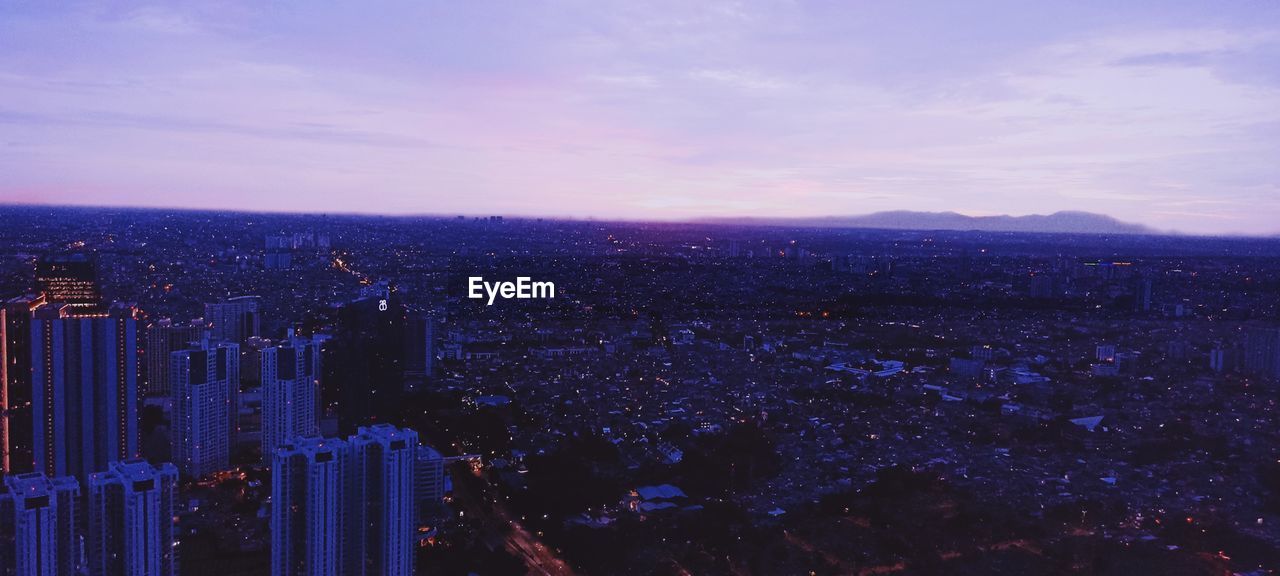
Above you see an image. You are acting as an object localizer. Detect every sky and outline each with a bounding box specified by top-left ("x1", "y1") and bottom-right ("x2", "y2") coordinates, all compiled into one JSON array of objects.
[{"x1": 2, "y1": 1, "x2": 1279, "y2": 235}]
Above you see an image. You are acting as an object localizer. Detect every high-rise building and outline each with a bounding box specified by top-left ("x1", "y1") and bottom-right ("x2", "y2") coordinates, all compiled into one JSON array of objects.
[
  {"x1": 239, "y1": 336, "x2": 272, "y2": 389},
  {"x1": 405, "y1": 314, "x2": 436, "y2": 379},
  {"x1": 1244, "y1": 327, "x2": 1280, "y2": 380},
  {"x1": 325, "y1": 285, "x2": 406, "y2": 433},
  {"x1": 346, "y1": 424, "x2": 417, "y2": 576},
  {"x1": 270, "y1": 425, "x2": 418, "y2": 576},
  {"x1": 413, "y1": 444, "x2": 444, "y2": 522},
  {"x1": 144, "y1": 319, "x2": 204, "y2": 397},
  {"x1": 1095, "y1": 344, "x2": 1117, "y2": 363},
  {"x1": 85, "y1": 459, "x2": 179, "y2": 576},
  {"x1": 204, "y1": 296, "x2": 262, "y2": 345},
  {"x1": 272, "y1": 435, "x2": 348, "y2": 576},
  {"x1": 0, "y1": 472, "x2": 81, "y2": 576},
  {"x1": 1029, "y1": 274, "x2": 1058, "y2": 299},
  {"x1": 1134, "y1": 278, "x2": 1153, "y2": 312},
  {"x1": 264, "y1": 253, "x2": 292, "y2": 270},
  {"x1": 35, "y1": 254, "x2": 103, "y2": 312},
  {"x1": 31, "y1": 303, "x2": 139, "y2": 483},
  {"x1": 2, "y1": 295, "x2": 46, "y2": 474},
  {"x1": 1209, "y1": 343, "x2": 1238, "y2": 373},
  {"x1": 1209, "y1": 347, "x2": 1226, "y2": 372},
  {"x1": 171, "y1": 339, "x2": 239, "y2": 478},
  {"x1": 261, "y1": 332, "x2": 321, "y2": 461}
]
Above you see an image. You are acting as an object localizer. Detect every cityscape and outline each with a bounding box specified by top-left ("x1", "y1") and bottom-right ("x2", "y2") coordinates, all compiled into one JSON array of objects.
[
  {"x1": 4, "y1": 2, "x2": 1280, "y2": 575},
  {"x1": 0, "y1": 206, "x2": 1278, "y2": 575}
]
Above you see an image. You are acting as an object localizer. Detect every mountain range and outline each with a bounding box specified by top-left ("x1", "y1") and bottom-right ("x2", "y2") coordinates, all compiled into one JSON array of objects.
[{"x1": 696, "y1": 210, "x2": 1157, "y2": 235}]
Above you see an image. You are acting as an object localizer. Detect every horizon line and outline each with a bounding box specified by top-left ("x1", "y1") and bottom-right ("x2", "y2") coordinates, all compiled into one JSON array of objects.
[{"x1": 2, "y1": 200, "x2": 1276, "y2": 239}]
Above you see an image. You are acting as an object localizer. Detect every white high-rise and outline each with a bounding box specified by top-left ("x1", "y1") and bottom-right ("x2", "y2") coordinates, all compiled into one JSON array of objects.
[
  {"x1": 171, "y1": 339, "x2": 239, "y2": 478},
  {"x1": 269, "y1": 425, "x2": 418, "y2": 576},
  {"x1": 414, "y1": 444, "x2": 444, "y2": 522},
  {"x1": 261, "y1": 332, "x2": 322, "y2": 461},
  {"x1": 203, "y1": 295, "x2": 261, "y2": 345},
  {"x1": 86, "y1": 459, "x2": 179, "y2": 576},
  {"x1": 0, "y1": 472, "x2": 80, "y2": 576},
  {"x1": 347, "y1": 425, "x2": 417, "y2": 576},
  {"x1": 272, "y1": 436, "x2": 348, "y2": 576}
]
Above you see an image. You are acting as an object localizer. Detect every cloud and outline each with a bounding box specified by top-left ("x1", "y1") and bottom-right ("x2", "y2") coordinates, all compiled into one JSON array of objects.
[
  {"x1": 0, "y1": 108, "x2": 442, "y2": 149},
  {"x1": 1111, "y1": 50, "x2": 1220, "y2": 67},
  {"x1": 688, "y1": 68, "x2": 790, "y2": 92}
]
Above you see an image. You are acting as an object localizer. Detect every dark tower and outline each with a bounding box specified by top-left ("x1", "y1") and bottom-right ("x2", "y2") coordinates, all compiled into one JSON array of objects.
[
  {"x1": 35, "y1": 254, "x2": 103, "y2": 312},
  {"x1": 2, "y1": 295, "x2": 45, "y2": 473},
  {"x1": 325, "y1": 285, "x2": 407, "y2": 433}
]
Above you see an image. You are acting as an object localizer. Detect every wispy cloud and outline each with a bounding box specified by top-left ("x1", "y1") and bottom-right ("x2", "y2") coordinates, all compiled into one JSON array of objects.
[{"x1": 1111, "y1": 50, "x2": 1221, "y2": 67}]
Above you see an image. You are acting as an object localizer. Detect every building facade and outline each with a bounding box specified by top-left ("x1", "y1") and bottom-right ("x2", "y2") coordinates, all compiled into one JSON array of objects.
[
  {"x1": 325, "y1": 286, "x2": 406, "y2": 433},
  {"x1": 270, "y1": 425, "x2": 419, "y2": 576},
  {"x1": 346, "y1": 425, "x2": 417, "y2": 576},
  {"x1": 1244, "y1": 327, "x2": 1280, "y2": 380},
  {"x1": 414, "y1": 444, "x2": 444, "y2": 523},
  {"x1": 31, "y1": 304, "x2": 139, "y2": 483},
  {"x1": 34, "y1": 255, "x2": 103, "y2": 312},
  {"x1": 171, "y1": 339, "x2": 240, "y2": 478},
  {"x1": 261, "y1": 333, "x2": 321, "y2": 461},
  {"x1": 203, "y1": 296, "x2": 262, "y2": 345},
  {"x1": 1, "y1": 295, "x2": 46, "y2": 474},
  {"x1": 85, "y1": 459, "x2": 179, "y2": 576},
  {"x1": 271, "y1": 436, "x2": 348, "y2": 576},
  {"x1": 144, "y1": 319, "x2": 204, "y2": 397},
  {"x1": 0, "y1": 472, "x2": 80, "y2": 576}
]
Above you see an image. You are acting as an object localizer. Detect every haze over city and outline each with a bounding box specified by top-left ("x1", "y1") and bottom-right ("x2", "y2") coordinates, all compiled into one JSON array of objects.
[{"x1": 2, "y1": 1, "x2": 1279, "y2": 234}]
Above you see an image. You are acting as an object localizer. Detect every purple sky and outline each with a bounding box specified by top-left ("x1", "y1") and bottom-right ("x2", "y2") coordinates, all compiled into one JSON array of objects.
[{"x1": 2, "y1": 1, "x2": 1279, "y2": 234}]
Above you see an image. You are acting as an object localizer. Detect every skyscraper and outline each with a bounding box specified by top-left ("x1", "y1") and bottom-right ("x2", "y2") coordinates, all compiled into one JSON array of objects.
[
  {"x1": 0, "y1": 472, "x2": 81, "y2": 576},
  {"x1": 261, "y1": 332, "x2": 322, "y2": 461},
  {"x1": 238, "y1": 336, "x2": 272, "y2": 390},
  {"x1": 2, "y1": 307, "x2": 10, "y2": 475},
  {"x1": 264, "y1": 236, "x2": 293, "y2": 270},
  {"x1": 35, "y1": 254, "x2": 103, "y2": 312},
  {"x1": 269, "y1": 425, "x2": 419, "y2": 576},
  {"x1": 272, "y1": 435, "x2": 348, "y2": 576},
  {"x1": 31, "y1": 303, "x2": 139, "y2": 483},
  {"x1": 413, "y1": 444, "x2": 444, "y2": 523},
  {"x1": 346, "y1": 424, "x2": 417, "y2": 576},
  {"x1": 2, "y1": 295, "x2": 46, "y2": 474},
  {"x1": 325, "y1": 285, "x2": 406, "y2": 433},
  {"x1": 1244, "y1": 327, "x2": 1280, "y2": 380},
  {"x1": 1134, "y1": 278, "x2": 1153, "y2": 313},
  {"x1": 1028, "y1": 274, "x2": 1058, "y2": 299},
  {"x1": 404, "y1": 313, "x2": 436, "y2": 379},
  {"x1": 204, "y1": 295, "x2": 262, "y2": 345},
  {"x1": 85, "y1": 459, "x2": 179, "y2": 576},
  {"x1": 170, "y1": 338, "x2": 240, "y2": 478},
  {"x1": 144, "y1": 319, "x2": 204, "y2": 397}
]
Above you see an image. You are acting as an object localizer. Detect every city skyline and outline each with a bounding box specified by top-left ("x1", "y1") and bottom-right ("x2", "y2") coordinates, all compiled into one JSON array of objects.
[
  {"x1": 2, "y1": 2, "x2": 1280, "y2": 235},
  {"x1": 3, "y1": 204, "x2": 1280, "y2": 573}
]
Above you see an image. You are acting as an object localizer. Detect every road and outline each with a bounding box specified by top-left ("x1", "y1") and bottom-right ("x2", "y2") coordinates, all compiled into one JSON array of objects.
[{"x1": 450, "y1": 462, "x2": 576, "y2": 576}]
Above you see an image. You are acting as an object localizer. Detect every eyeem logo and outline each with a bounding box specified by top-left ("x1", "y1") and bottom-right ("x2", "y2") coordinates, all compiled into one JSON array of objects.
[{"x1": 468, "y1": 276, "x2": 555, "y2": 305}]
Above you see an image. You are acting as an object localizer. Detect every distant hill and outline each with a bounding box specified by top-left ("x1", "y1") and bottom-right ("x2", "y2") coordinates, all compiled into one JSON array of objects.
[{"x1": 697, "y1": 210, "x2": 1156, "y2": 235}]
